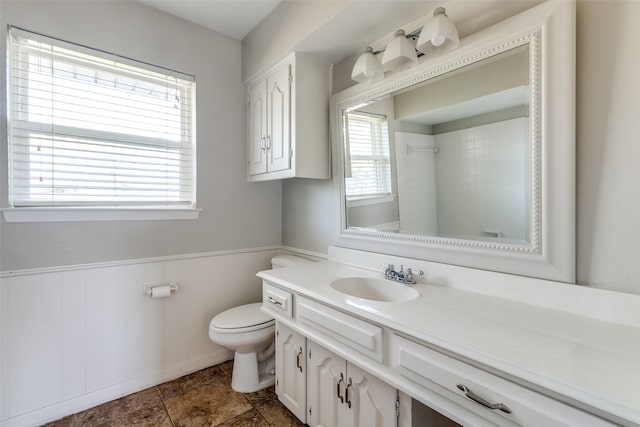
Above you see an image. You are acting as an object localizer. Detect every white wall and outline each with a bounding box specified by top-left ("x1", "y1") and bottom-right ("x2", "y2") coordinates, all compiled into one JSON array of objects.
[
  {"x1": 395, "y1": 132, "x2": 438, "y2": 236},
  {"x1": 0, "y1": 0, "x2": 282, "y2": 271},
  {"x1": 279, "y1": 1, "x2": 640, "y2": 295},
  {"x1": 434, "y1": 118, "x2": 528, "y2": 241},
  {"x1": 575, "y1": 0, "x2": 640, "y2": 294},
  {"x1": 0, "y1": 248, "x2": 279, "y2": 426}
]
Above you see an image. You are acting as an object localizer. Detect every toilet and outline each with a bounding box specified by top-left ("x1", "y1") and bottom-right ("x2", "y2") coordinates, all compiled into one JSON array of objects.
[{"x1": 208, "y1": 254, "x2": 313, "y2": 393}]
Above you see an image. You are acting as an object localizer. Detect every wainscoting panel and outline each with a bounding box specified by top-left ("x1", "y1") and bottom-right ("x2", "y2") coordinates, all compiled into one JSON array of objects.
[{"x1": 0, "y1": 247, "x2": 279, "y2": 427}]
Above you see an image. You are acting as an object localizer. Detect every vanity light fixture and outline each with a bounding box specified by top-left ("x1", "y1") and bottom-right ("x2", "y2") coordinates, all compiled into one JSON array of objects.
[
  {"x1": 351, "y1": 47, "x2": 385, "y2": 84},
  {"x1": 416, "y1": 7, "x2": 459, "y2": 54},
  {"x1": 351, "y1": 9, "x2": 459, "y2": 85},
  {"x1": 381, "y1": 29, "x2": 418, "y2": 72}
]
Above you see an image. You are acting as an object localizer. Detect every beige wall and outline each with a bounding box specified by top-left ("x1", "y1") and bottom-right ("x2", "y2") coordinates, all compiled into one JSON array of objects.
[
  {"x1": 0, "y1": 0, "x2": 282, "y2": 270},
  {"x1": 280, "y1": 1, "x2": 640, "y2": 295}
]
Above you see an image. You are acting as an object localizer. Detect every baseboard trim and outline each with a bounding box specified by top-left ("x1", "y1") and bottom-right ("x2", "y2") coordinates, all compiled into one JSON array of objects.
[{"x1": 0, "y1": 350, "x2": 233, "y2": 427}]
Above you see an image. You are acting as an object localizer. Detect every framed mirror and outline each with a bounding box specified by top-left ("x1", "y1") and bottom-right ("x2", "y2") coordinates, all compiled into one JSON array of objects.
[{"x1": 331, "y1": 1, "x2": 575, "y2": 282}]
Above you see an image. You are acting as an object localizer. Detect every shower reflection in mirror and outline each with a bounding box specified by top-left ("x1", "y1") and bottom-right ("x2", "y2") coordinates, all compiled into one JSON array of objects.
[{"x1": 343, "y1": 45, "x2": 531, "y2": 244}]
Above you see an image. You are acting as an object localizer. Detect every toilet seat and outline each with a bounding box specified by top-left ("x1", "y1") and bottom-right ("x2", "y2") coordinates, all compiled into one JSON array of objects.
[{"x1": 210, "y1": 302, "x2": 274, "y2": 333}]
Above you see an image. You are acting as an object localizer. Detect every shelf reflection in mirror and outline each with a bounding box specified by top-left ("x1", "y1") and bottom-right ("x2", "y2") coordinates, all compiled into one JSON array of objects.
[{"x1": 343, "y1": 45, "x2": 531, "y2": 246}]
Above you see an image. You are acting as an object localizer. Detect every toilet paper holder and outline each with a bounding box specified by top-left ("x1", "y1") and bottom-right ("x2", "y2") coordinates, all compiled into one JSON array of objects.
[{"x1": 143, "y1": 281, "x2": 179, "y2": 298}]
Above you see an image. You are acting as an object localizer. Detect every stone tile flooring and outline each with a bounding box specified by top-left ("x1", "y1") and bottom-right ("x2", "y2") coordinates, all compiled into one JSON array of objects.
[{"x1": 43, "y1": 361, "x2": 304, "y2": 427}]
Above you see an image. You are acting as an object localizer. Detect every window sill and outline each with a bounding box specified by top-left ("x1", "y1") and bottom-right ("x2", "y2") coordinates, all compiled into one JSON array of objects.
[
  {"x1": 1, "y1": 207, "x2": 201, "y2": 223},
  {"x1": 346, "y1": 194, "x2": 395, "y2": 207}
]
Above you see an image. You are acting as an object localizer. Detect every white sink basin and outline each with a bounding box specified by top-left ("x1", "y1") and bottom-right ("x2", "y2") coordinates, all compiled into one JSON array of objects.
[{"x1": 330, "y1": 277, "x2": 420, "y2": 302}]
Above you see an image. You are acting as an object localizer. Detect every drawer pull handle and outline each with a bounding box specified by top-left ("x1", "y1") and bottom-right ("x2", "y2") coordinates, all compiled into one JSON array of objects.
[
  {"x1": 296, "y1": 347, "x2": 303, "y2": 373},
  {"x1": 337, "y1": 373, "x2": 344, "y2": 403},
  {"x1": 457, "y1": 384, "x2": 512, "y2": 414},
  {"x1": 268, "y1": 296, "x2": 282, "y2": 306},
  {"x1": 345, "y1": 377, "x2": 353, "y2": 409}
]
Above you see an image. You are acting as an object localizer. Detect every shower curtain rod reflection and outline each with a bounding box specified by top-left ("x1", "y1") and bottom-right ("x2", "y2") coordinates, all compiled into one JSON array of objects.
[{"x1": 406, "y1": 144, "x2": 439, "y2": 155}]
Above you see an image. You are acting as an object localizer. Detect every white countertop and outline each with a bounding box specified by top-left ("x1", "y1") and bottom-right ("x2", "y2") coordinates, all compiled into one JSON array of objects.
[{"x1": 258, "y1": 260, "x2": 640, "y2": 426}]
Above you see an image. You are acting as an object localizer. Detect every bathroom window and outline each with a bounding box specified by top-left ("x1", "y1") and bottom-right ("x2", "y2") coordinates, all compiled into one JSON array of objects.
[
  {"x1": 344, "y1": 111, "x2": 391, "y2": 200},
  {"x1": 6, "y1": 27, "x2": 196, "y2": 218}
]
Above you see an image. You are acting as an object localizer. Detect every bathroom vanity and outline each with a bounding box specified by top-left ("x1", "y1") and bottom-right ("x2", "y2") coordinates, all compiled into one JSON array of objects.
[
  {"x1": 258, "y1": 254, "x2": 640, "y2": 427},
  {"x1": 259, "y1": 2, "x2": 640, "y2": 425}
]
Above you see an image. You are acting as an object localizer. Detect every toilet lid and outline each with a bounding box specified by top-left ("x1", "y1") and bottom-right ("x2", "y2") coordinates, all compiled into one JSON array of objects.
[{"x1": 210, "y1": 302, "x2": 274, "y2": 331}]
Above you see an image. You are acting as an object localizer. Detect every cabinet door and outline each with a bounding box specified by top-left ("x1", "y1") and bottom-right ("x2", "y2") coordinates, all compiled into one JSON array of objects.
[
  {"x1": 307, "y1": 341, "x2": 345, "y2": 427},
  {"x1": 346, "y1": 362, "x2": 397, "y2": 427},
  {"x1": 275, "y1": 323, "x2": 307, "y2": 422},
  {"x1": 267, "y1": 63, "x2": 291, "y2": 173},
  {"x1": 248, "y1": 79, "x2": 268, "y2": 176}
]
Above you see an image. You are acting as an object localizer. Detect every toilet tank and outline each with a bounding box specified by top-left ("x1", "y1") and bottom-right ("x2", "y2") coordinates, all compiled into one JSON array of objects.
[{"x1": 271, "y1": 254, "x2": 314, "y2": 269}]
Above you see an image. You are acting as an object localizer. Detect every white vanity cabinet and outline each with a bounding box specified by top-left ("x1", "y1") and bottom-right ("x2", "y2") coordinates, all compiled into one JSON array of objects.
[
  {"x1": 275, "y1": 323, "x2": 307, "y2": 422},
  {"x1": 307, "y1": 341, "x2": 397, "y2": 427},
  {"x1": 246, "y1": 53, "x2": 331, "y2": 181},
  {"x1": 261, "y1": 275, "x2": 622, "y2": 427}
]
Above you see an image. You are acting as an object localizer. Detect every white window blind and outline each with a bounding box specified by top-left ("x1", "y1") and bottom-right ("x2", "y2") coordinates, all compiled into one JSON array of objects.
[
  {"x1": 7, "y1": 27, "x2": 196, "y2": 208},
  {"x1": 344, "y1": 111, "x2": 391, "y2": 198}
]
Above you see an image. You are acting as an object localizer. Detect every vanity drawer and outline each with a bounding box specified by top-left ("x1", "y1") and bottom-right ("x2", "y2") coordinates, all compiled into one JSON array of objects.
[
  {"x1": 391, "y1": 335, "x2": 614, "y2": 427},
  {"x1": 262, "y1": 282, "x2": 293, "y2": 318},
  {"x1": 296, "y1": 296, "x2": 383, "y2": 362}
]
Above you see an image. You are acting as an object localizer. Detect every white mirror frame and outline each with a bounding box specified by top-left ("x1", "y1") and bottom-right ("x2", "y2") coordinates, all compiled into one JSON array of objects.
[{"x1": 331, "y1": 1, "x2": 575, "y2": 283}]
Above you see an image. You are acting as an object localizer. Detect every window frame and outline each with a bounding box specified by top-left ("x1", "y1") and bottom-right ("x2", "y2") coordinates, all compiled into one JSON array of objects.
[
  {"x1": 3, "y1": 27, "x2": 200, "y2": 222},
  {"x1": 343, "y1": 111, "x2": 393, "y2": 203}
]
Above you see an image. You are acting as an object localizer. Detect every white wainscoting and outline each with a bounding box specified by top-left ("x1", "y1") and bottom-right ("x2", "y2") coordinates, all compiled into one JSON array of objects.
[{"x1": 0, "y1": 247, "x2": 280, "y2": 427}]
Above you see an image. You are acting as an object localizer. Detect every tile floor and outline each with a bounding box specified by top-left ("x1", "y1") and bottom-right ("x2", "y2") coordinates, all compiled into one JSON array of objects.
[{"x1": 43, "y1": 361, "x2": 304, "y2": 427}]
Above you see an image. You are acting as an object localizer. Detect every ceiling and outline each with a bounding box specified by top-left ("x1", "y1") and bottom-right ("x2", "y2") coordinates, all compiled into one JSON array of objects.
[
  {"x1": 136, "y1": 0, "x2": 451, "y2": 70},
  {"x1": 137, "y1": 0, "x2": 281, "y2": 40}
]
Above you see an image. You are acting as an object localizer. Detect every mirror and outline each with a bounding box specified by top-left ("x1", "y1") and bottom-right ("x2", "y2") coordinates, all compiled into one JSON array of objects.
[
  {"x1": 344, "y1": 46, "x2": 531, "y2": 245},
  {"x1": 332, "y1": 1, "x2": 575, "y2": 282}
]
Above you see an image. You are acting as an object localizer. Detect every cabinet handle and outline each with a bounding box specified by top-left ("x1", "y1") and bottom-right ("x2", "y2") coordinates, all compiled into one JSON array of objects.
[
  {"x1": 296, "y1": 347, "x2": 303, "y2": 373},
  {"x1": 260, "y1": 136, "x2": 266, "y2": 151},
  {"x1": 267, "y1": 296, "x2": 282, "y2": 306},
  {"x1": 345, "y1": 377, "x2": 353, "y2": 409},
  {"x1": 336, "y1": 373, "x2": 344, "y2": 403},
  {"x1": 266, "y1": 134, "x2": 271, "y2": 150},
  {"x1": 456, "y1": 384, "x2": 512, "y2": 414}
]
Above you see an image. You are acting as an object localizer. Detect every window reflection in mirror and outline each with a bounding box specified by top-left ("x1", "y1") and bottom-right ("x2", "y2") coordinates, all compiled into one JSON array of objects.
[{"x1": 343, "y1": 45, "x2": 531, "y2": 244}]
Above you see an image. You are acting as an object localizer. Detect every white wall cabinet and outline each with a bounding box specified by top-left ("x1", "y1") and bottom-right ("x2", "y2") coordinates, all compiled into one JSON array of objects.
[
  {"x1": 307, "y1": 340, "x2": 397, "y2": 427},
  {"x1": 246, "y1": 53, "x2": 331, "y2": 181},
  {"x1": 275, "y1": 323, "x2": 307, "y2": 422}
]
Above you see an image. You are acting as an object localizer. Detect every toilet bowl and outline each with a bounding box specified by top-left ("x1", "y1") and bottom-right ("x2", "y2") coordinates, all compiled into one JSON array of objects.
[
  {"x1": 208, "y1": 254, "x2": 313, "y2": 393},
  {"x1": 209, "y1": 303, "x2": 276, "y2": 392}
]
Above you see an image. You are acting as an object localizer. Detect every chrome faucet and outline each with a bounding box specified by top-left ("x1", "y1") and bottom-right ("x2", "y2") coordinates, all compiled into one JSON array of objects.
[{"x1": 384, "y1": 264, "x2": 423, "y2": 285}]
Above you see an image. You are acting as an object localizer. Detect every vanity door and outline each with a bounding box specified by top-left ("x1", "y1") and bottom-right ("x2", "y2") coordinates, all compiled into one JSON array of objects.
[
  {"x1": 346, "y1": 362, "x2": 397, "y2": 427},
  {"x1": 307, "y1": 340, "x2": 396, "y2": 427},
  {"x1": 307, "y1": 341, "x2": 344, "y2": 427},
  {"x1": 275, "y1": 323, "x2": 307, "y2": 422}
]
